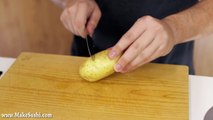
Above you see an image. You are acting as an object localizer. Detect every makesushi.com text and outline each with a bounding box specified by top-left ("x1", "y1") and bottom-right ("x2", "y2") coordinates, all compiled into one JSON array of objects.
[{"x1": 1, "y1": 112, "x2": 53, "y2": 118}]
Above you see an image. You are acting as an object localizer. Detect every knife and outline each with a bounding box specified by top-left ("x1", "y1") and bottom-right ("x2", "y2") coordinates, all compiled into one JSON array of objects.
[{"x1": 85, "y1": 35, "x2": 95, "y2": 60}]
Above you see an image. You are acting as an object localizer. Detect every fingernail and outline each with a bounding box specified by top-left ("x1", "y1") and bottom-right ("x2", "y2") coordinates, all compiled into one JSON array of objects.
[
  {"x1": 109, "y1": 51, "x2": 117, "y2": 59},
  {"x1": 115, "y1": 63, "x2": 122, "y2": 72}
]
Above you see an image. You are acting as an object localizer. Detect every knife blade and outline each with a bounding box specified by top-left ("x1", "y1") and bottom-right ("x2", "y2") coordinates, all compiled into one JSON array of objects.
[{"x1": 85, "y1": 35, "x2": 95, "y2": 61}]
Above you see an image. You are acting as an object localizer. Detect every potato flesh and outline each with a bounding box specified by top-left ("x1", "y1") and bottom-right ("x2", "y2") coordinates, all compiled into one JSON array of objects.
[{"x1": 79, "y1": 50, "x2": 119, "y2": 82}]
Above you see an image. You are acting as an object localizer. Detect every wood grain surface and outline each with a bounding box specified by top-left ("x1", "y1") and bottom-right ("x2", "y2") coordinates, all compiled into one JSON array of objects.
[{"x1": 0, "y1": 52, "x2": 188, "y2": 120}]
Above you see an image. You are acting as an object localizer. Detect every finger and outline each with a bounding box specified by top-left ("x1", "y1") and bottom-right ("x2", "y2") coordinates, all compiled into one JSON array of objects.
[
  {"x1": 109, "y1": 18, "x2": 146, "y2": 59},
  {"x1": 123, "y1": 38, "x2": 160, "y2": 73},
  {"x1": 121, "y1": 64, "x2": 138, "y2": 73},
  {"x1": 132, "y1": 47, "x2": 162, "y2": 73},
  {"x1": 127, "y1": 39, "x2": 163, "y2": 73},
  {"x1": 72, "y1": 3, "x2": 89, "y2": 37},
  {"x1": 86, "y1": 7, "x2": 101, "y2": 37},
  {"x1": 114, "y1": 41, "x2": 139, "y2": 72},
  {"x1": 137, "y1": 39, "x2": 161, "y2": 65},
  {"x1": 60, "y1": 10, "x2": 73, "y2": 32},
  {"x1": 142, "y1": 45, "x2": 167, "y2": 67},
  {"x1": 120, "y1": 30, "x2": 156, "y2": 73},
  {"x1": 60, "y1": 14, "x2": 70, "y2": 31},
  {"x1": 68, "y1": 15, "x2": 77, "y2": 34},
  {"x1": 133, "y1": 30, "x2": 156, "y2": 54},
  {"x1": 66, "y1": 7, "x2": 79, "y2": 35}
]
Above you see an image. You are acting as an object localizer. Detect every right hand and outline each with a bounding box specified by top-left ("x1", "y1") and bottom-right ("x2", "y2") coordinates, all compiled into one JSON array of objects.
[{"x1": 60, "y1": 0, "x2": 101, "y2": 38}]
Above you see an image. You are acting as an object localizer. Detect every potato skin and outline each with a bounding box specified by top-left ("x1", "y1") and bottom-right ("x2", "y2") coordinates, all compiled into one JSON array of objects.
[{"x1": 79, "y1": 50, "x2": 120, "y2": 82}]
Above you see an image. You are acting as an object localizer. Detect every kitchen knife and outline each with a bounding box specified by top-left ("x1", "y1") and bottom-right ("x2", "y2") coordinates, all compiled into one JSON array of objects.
[{"x1": 85, "y1": 35, "x2": 95, "y2": 60}]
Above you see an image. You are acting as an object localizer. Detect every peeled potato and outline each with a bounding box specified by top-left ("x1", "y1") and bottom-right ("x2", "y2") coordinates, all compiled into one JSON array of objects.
[{"x1": 79, "y1": 49, "x2": 120, "y2": 82}]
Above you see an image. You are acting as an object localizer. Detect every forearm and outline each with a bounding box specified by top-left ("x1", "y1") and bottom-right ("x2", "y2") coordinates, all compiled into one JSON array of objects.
[
  {"x1": 51, "y1": 0, "x2": 70, "y2": 8},
  {"x1": 164, "y1": 0, "x2": 213, "y2": 44}
]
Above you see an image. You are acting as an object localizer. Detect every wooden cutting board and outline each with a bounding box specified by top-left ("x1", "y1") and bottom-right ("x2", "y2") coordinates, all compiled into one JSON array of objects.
[{"x1": 0, "y1": 52, "x2": 188, "y2": 120}]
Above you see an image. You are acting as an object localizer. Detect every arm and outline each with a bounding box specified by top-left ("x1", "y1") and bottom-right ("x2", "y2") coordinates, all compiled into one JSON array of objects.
[
  {"x1": 164, "y1": 0, "x2": 213, "y2": 44},
  {"x1": 109, "y1": 0, "x2": 213, "y2": 73}
]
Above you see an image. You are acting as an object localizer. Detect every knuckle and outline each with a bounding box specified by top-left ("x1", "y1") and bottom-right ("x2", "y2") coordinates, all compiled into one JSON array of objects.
[
  {"x1": 131, "y1": 43, "x2": 140, "y2": 51},
  {"x1": 77, "y1": 1, "x2": 89, "y2": 9},
  {"x1": 119, "y1": 56, "x2": 129, "y2": 66},
  {"x1": 67, "y1": 7, "x2": 74, "y2": 13},
  {"x1": 143, "y1": 15, "x2": 154, "y2": 22},
  {"x1": 61, "y1": 9, "x2": 69, "y2": 19}
]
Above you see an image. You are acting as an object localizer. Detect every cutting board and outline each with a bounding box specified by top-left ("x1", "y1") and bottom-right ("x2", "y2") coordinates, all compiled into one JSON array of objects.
[{"x1": 0, "y1": 52, "x2": 188, "y2": 120}]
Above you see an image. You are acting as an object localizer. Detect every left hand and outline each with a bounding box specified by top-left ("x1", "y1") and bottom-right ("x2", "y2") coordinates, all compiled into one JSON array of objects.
[{"x1": 108, "y1": 16, "x2": 177, "y2": 73}]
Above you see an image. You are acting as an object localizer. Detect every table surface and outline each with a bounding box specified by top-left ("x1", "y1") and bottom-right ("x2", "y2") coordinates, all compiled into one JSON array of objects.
[{"x1": 0, "y1": 55, "x2": 213, "y2": 120}]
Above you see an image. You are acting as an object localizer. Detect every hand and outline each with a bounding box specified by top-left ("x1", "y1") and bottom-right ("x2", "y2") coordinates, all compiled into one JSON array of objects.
[
  {"x1": 60, "y1": 0, "x2": 101, "y2": 38},
  {"x1": 108, "y1": 16, "x2": 177, "y2": 73}
]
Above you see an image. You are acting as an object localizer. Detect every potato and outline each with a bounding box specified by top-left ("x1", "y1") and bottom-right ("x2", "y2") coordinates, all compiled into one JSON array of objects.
[{"x1": 79, "y1": 49, "x2": 120, "y2": 82}]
